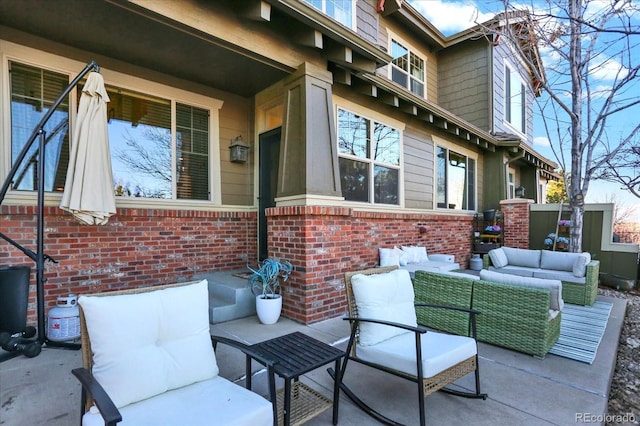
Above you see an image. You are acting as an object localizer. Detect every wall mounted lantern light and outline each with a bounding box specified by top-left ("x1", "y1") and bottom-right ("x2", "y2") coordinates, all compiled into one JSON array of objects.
[
  {"x1": 515, "y1": 186, "x2": 525, "y2": 198},
  {"x1": 230, "y1": 135, "x2": 249, "y2": 163}
]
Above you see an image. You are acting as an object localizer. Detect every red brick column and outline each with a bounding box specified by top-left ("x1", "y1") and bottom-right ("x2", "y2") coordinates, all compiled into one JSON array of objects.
[
  {"x1": 500, "y1": 199, "x2": 533, "y2": 249},
  {"x1": 267, "y1": 206, "x2": 352, "y2": 324}
]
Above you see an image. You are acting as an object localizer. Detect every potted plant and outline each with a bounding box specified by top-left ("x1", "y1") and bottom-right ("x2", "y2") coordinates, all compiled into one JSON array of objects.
[
  {"x1": 556, "y1": 236, "x2": 569, "y2": 250},
  {"x1": 248, "y1": 258, "x2": 293, "y2": 324}
]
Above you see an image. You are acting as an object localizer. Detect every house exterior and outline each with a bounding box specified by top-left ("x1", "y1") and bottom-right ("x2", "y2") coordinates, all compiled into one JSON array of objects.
[{"x1": 0, "y1": 0, "x2": 556, "y2": 324}]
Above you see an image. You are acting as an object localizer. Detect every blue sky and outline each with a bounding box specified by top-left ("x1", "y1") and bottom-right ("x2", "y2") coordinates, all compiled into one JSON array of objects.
[{"x1": 408, "y1": 0, "x2": 640, "y2": 220}]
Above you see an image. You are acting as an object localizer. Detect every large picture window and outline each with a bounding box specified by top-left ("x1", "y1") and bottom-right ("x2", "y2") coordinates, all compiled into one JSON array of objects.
[
  {"x1": 107, "y1": 87, "x2": 209, "y2": 200},
  {"x1": 390, "y1": 39, "x2": 425, "y2": 98},
  {"x1": 8, "y1": 60, "x2": 213, "y2": 201},
  {"x1": 436, "y1": 146, "x2": 475, "y2": 210},
  {"x1": 305, "y1": 0, "x2": 355, "y2": 29},
  {"x1": 337, "y1": 108, "x2": 400, "y2": 205},
  {"x1": 505, "y1": 65, "x2": 525, "y2": 133}
]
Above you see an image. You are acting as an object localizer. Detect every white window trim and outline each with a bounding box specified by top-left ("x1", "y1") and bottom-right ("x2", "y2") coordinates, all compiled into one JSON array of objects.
[
  {"x1": 387, "y1": 31, "x2": 427, "y2": 99},
  {"x1": 432, "y1": 135, "x2": 478, "y2": 212},
  {"x1": 334, "y1": 95, "x2": 405, "y2": 208},
  {"x1": 503, "y1": 61, "x2": 526, "y2": 136},
  {"x1": 1, "y1": 41, "x2": 225, "y2": 209}
]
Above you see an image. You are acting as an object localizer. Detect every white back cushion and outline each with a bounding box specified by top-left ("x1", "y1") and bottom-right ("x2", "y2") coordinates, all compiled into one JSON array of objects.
[
  {"x1": 502, "y1": 247, "x2": 541, "y2": 268},
  {"x1": 351, "y1": 269, "x2": 417, "y2": 346},
  {"x1": 480, "y1": 270, "x2": 563, "y2": 311},
  {"x1": 79, "y1": 280, "x2": 218, "y2": 408},
  {"x1": 573, "y1": 252, "x2": 592, "y2": 277},
  {"x1": 401, "y1": 246, "x2": 429, "y2": 264},
  {"x1": 379, "y1": 247, "x2": 400, "y2": 267},
  {"x1": 540, "y1": 250, "x2": 581, "y2": 272},
  {"x1": 488, "y1": 248, "x2": 508, "y2": 268}
]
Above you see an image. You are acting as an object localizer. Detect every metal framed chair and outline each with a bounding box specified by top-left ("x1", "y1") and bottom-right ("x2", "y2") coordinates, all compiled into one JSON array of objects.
[
  {"x1": 71, "y1": 280, "x2": 277, "y2": 426},
  {"x1": 332, "y1": 266, "x2": 486, "y2": 426}
]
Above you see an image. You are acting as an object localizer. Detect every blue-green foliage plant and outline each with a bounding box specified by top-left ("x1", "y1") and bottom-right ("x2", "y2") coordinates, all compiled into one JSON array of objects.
[{"x1": 248, "y1": 258, "x2": 294, "y2": 299}]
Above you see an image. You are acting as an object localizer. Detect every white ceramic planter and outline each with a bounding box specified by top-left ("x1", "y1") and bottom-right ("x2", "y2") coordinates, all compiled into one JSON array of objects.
[{"x1": 255, "y1": 294, "x2": 282, "y2": 324}]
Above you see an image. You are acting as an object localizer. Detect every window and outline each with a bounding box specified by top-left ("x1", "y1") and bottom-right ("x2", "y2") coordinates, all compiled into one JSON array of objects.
[
  {"x1": 390, "y1": 39, "x2": 425, "y2": 97},
  {"x1": 107, "y1": 87, "x2": 209, "y2": 200},
  {"x1": 8, "y1": 60, "x2": 216, "y2": 202},
  {"x1": 505, "y1": 65, "x2": 525, "y2": 133},
  {"x1": 305, "y1": 0, "x2": 355, "y2": 29},
  {"x1": 337, "y1": 108, "x2": 400, "y2": 205},
  {"x1": 436, "y1": 146, "x2": 475, "y2": 210},
  {"x1": 508, "y1": 170, "x2": 515, "y2": 199},
  {"x1": 10, "y1": 62, "x2": 70, "y2": 192}
]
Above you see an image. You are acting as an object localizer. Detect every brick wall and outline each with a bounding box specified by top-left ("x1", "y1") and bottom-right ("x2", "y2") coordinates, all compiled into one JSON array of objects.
[
  {"x1": 0, "y1": 205, "x2": 257, "y2": 326},
  {"x1": 500, "y1": 199, "x2": 533, "y2": 249},
  {"x1": 2, "y1": 203, "x2": 477, "y2": 327},
  {"x1": 268, "y1": 206, "x2": 473, "y2": 323}
]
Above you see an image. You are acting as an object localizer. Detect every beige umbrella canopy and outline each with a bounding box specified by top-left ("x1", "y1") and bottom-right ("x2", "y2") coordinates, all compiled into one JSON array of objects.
[{"x1": 60, "y1": 72, "x2": 116, "y2": 225}]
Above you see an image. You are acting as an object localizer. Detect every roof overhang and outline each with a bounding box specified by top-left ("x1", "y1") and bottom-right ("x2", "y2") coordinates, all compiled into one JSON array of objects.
[
  {"x1": 339, "y1": 72, "x2": 497, "y2": 151},
  {"x1": 265, "y1": 0, "x2": 393, "y2": 73}
]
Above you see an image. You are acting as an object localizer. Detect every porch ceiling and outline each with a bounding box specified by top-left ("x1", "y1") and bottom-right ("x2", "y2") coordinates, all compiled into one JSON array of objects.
[{"x1": 0, "y1": 0, "x2": 290, "y2": 97}]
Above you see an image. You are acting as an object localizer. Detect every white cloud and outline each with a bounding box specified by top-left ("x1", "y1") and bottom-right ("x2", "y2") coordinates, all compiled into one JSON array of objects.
[
  {"x1": 534, "y1": 136, "x2": 551, "y2": 147},
  {"x1": 407, "y1": 0, "x2": 496, "y2": 34},
  {"x1": 589, "y1": 59, "x2": 629, "y2": 81}
]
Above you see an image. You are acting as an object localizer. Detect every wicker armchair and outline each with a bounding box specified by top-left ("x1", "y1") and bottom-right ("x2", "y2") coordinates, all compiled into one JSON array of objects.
[
  {"x1": 334, "y1": 266, "x2": 486, "y2": 426},
  {"x1": 71, "y1": 280, "x2": 277, "y2": 426}
]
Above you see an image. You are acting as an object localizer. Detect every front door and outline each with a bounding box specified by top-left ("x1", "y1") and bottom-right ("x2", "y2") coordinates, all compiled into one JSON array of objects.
[{"x1": 258, "y1": 127, "x2": 281, "y2": 261}]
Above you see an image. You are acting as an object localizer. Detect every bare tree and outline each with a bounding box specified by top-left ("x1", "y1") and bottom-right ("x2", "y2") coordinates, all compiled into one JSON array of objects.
[
  {"x1": 596, "y1": 142, "x2": 640, "y2": 198},
  {"x1": 481, "y1": 0, "x2": 640, "y2": 251}
]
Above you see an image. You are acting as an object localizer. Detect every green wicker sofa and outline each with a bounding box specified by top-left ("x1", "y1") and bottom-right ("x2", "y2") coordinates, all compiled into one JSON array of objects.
[
  {"x1": 413, "y1": 270, "x2": 561, "y2": 357},
  {"x1": 482, "y1": 247, "x2": 600, "y2": 306}
]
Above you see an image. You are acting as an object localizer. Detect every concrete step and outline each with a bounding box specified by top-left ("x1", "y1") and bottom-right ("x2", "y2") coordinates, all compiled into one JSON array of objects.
[{"x1": 192, "y1": 270, "x2": 256, "y2": 324}]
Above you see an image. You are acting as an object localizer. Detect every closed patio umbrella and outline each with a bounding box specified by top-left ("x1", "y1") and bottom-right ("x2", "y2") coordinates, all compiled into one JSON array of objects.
[{"x1": 60, "y1": 71, "x2": 115, "y2": 225}]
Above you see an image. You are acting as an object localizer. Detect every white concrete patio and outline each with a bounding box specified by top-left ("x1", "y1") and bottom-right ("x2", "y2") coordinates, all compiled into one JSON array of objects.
[{"x1": 0, "y1": 294, "x2": 626, "y2": 426}]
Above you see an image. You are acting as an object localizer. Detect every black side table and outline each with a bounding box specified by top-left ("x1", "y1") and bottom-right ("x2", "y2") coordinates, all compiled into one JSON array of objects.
[{"x1": 248, "y1": 331, "x2": 345, "y2": 426}]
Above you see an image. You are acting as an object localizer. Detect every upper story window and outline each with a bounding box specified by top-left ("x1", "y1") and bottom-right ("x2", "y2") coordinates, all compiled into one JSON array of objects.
[
  {"x1": 8, "y1": 60, "x2": 219, "y2": 202},
  {"x1": 505, "y1": 64, "x2": 525, "y2": 134},
  {"x1": 304, "y1": 0, "x2": 355, "y2": 29},
  {"x1": 436, "y1": 146, "x2": 476, "y2": 211},
  {"x1": 390, "y1": 39, "x2": 425, "y2": 98},
  {"x1": 337, "y1": 108, "x2": 400, "y2": 205}
]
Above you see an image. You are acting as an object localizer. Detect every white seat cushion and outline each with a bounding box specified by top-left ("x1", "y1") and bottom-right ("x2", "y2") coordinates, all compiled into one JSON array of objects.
[
  {"x1": 78, "y1": 280, "x2": 218, "y2": 408},
  {"x1": 82, "y1": 376, "x2": 273, "y2": 426},
  {"x1": 357, "y1": 331, "x2": 477, "y2": 378},
  {"x1": 488, "y1": 265, "x2": 536, "y2": 277},
  {"x1": 351, "y1": 269, "x2": 417, "y2": 346},
  {"x1": 533, "y1": 269, "x2": 586, "y2": 284}
]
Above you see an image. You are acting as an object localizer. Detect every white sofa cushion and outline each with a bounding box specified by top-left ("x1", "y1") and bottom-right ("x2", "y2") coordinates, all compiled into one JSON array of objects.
[
  {"x1": 540, "y1": 250, "x2": 579, "y2": 272},
  {"x1": 401, "y1": 246, "x2": 429, "y2": 263},
  {"x1": 78, "y1": 280, "x2": 218, "y2": 409},
  {"x1": 379, "y1": 247, "x2": 400, "y2": 267},
  {"x1": 480, "y1": 270, "x2": 564, "y2": 311},
  {"x1": 488, "y1": 248, "x2": 508, "y2": 268},
  {"x1": 351, "y1": 269, "x2": 417, "y2": 346},
  {"x1": 488, "y1": 265, "x2": 536, "y2": 277},
  {"x1": 502, "y1": 247, "x2": 541, "y2": 268},
  {"x1": 401, "y1": 261, "x2": 461, "y2": 278},
  {"x1": 82, "y1": 376, "x2": 273, "y2": 426},
  {"x1": 534, "y1": 269, "x2": 586, "y2": 284},
  {"x1": 356, "y1": 330, "x2": 477, "y2": 378},
  {"x1": 573, "y1": 253, "x2": 592, "y2": 278}
]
